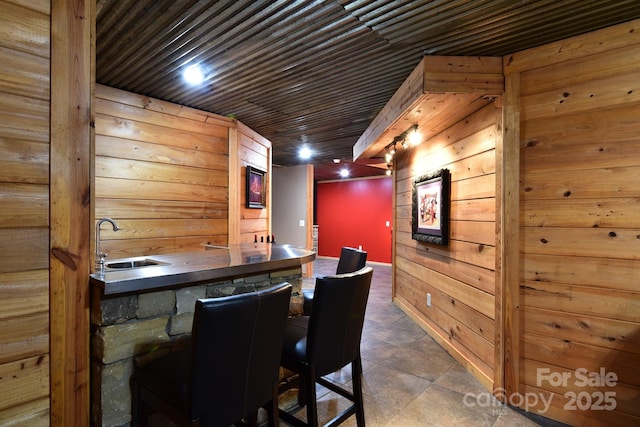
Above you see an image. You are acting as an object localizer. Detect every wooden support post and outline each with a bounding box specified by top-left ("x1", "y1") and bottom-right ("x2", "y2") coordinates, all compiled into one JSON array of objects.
[
  {"x1": 50, "y1": 0, "x2": 93, "y2": 425},
  {"x1": 499, "y1": 71, "x2": 521, "y2": 402}
]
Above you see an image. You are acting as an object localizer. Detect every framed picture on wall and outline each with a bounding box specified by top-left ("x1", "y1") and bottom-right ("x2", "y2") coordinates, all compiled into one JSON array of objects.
[
  {"x1": 412, "y1": 168, "x2": 450, "y2": 245},
  {"x1": 246, "y1": 166, "x2": 266, "y2": 209}
]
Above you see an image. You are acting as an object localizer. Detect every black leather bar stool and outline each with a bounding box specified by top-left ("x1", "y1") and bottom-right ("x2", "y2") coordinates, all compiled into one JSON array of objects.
[
  {"x1": 279, "y1": 267, "x2": 373, "y2": 427},
  {"x1": 302, "y1": 246, "x2": 367, "y2": 315},
  {"x1": 131, "y1": 282, "x2": 292, "y2": 427}
]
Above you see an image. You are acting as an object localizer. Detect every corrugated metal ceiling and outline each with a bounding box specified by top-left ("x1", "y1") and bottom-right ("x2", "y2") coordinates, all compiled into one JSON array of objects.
[{"x1": 96, "y1": 0, "x2": 640, "y2": 180}]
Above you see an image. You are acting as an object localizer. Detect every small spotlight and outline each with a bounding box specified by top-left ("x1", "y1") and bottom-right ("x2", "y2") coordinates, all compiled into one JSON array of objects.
[
  {"x1": 340, "y1": 168, "x2": 349, "y2": 178},
  {"x1": 299, "y1": 145, "x2": 312, "y2": 159},
  {"x1": 407, "y1": 127, "x2": 421, "y2": 146},
  {"x1": 183, "y1": 63, "x2": 205, "y2": 85},
  {"x1": 333, "y1": 158, "x2": 341, "y2": 163}
]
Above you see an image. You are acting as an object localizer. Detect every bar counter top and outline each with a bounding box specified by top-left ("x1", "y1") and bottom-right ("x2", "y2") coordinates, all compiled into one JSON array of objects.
[{"x1": 90, "y1": 243, "x2": 315, "y2": 296}]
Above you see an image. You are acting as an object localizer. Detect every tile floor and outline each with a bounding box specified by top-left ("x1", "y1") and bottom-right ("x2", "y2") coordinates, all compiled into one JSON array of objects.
[
  {"x1": 276, "y1": 257, "x2": 569, "y2": 427},
  {"x1": 147, "y1": 257, "x2": 569, "y2": 427}
]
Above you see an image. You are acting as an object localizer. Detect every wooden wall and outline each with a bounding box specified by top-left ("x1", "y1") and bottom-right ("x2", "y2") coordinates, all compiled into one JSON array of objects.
[
  {"x1": 394, "y1": 103, "x2": 500, "y2": 390},
  {"x1": 0, "y1": 0, "x2": 51, "y2": 424},
  {"x1": 94, "y1": 84, "x2": 234, "y2": 259},
  {"x1": 236, "y1": 121, "x2": 272, "y2": 243},
  {"x1": 503, "y1": 20, "x2": 640, "y2": 426},
  {"x1": 94, "y1": 85, "x2": 272, "y2": 256}
]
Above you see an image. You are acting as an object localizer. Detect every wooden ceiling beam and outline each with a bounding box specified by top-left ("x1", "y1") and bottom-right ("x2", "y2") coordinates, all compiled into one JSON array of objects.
[{"x1": 353, "y1": 55, "x2": 503, "y2": 161}]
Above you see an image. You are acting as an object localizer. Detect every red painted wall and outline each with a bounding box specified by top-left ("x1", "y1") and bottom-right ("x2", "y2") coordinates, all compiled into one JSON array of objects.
[{"x1": 316, "y1": 177, "x2": 393, "y2": 263}]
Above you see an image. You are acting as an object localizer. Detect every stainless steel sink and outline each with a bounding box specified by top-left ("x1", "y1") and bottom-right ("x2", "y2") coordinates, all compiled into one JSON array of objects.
[{"x1": 105, "y1": 259, "x2": 167, "y2": 269}]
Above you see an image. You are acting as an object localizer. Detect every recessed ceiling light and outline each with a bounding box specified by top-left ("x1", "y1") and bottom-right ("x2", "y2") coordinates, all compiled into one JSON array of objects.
[
  {"x1": 299, "y1": 145, "x2": 312, "y2": 159},
  {"x1": 340, "y1": 168, "x2": 349, "y2": 178},
  {"x1": 333, "y1": 158, "x2": 341, "y2": 163},
  {"x1": 183, "y1": 63, "x2": 205, "y2": 85}
]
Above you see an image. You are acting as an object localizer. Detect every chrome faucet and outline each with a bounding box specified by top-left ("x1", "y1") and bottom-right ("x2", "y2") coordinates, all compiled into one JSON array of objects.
[{"x1": 96, "y1": 218, "x2": 120, "y2": 273}]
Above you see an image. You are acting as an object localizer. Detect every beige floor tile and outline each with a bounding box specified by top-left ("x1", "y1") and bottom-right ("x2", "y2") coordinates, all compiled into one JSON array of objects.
[{"x1": 277, "y1": 258, "x2": 566, "y2": 427}]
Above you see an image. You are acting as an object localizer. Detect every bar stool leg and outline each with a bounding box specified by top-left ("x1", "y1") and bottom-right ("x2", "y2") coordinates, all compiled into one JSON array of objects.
[{"x1": 352, "y1": 357, "x2": 365, "y2": 426}]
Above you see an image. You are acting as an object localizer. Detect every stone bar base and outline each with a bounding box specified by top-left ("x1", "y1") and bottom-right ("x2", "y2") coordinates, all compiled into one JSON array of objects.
[{"x1": 90, "y1": 267, "x2": 303, "y2": 427}]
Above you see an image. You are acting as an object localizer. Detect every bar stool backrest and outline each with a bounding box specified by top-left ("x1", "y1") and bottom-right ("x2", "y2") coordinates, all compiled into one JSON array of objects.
[
  {"x1": 306, "y1": 266, "x2": 373, "y2": 376},
  {"x1": 335, "y1": 246, "x2": 367, "y2": 275},
  {"x1": 188, "y1": 282, "x2": 292, "y2": 425}
]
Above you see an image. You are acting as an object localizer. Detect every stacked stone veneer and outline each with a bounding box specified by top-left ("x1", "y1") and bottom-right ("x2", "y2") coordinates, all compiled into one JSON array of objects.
[{"x1": 90, "y1": 267, "x2": 303, "y2": 427}]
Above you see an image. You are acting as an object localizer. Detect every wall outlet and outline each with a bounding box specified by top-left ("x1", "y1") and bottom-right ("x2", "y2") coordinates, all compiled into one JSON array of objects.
[
  {"x1": 426, "y1": 293, "x2": 432, "y2": 307},
  {"x1": 299, "y1": 219, "x2": 305, "y2": 227}
]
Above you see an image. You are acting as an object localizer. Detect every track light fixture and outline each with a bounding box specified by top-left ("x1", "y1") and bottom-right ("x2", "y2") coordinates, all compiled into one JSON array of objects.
[
  {"x1": 385, "y1": 147, "x2": 394, "y2": 163},
  {"x1": 383, "y1": 124, "x2": 420, "y2": 162}
]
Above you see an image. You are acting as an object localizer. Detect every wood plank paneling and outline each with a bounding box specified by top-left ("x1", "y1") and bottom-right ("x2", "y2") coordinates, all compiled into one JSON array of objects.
[
  {"x1": 522, "y1": 281, "x2": 640, "y2": 323},
  {"x1": 354, "y1": 55, "x2": 501, "y2": 160},
  {"x1": 395, "y1": 242, "x2": 496, "y2": 295},
  {"x1": 0, "y1": 312, "x2": 48, "y2": 364},
  {"x1": 353, "y1": 59, "x2": 425, "y2": 160},
  {"x1": 0, "y1": 183, "x2": 48, "y2": 227},
  {"x1": 95, "y1": 84, "x2": 232, "y2": 259},
  {"x1": 228, "y1": 127, "x2": 240, "y2": 243},
  {"x1": 99, "y1": 236, "x2": 228, "y2": 260},
  {"x1": 94, "y1": 176, "x2": 227, "y2": 203},
  {"x1": 396, "y1": 257, "x2": 494, "y2": 319},
  {"x1": 394, "y1": 278, "x2": 495, "y2": 372},
  {"x1": 523, "y1": 306, "x2": 640, "y2": 352},
  {"x1": 3, "y1": 0, "x2": 49, "y2": 15},
  {"x1": 503, "y1": 19, "x2": 640, "y2": 75},
  {"x1": 0, "y1": 93, "x2": 49, "y2": 137},
  {"x1": 96, "y1": 219, "x2": 228, "y2": 240},
  {"x1": 522, "y1": 166, "x2": 639, "y2": 200},
  {"x1": 0, "y1": 0, "x2": 49, "y2": 58},
  {"x1": 96, "y1": 83, "x2": 235, "y2": 126},
  {"x1": 95, "y1": 114, "x2": 227, "y2": 153},
  {"x1": 0, "y1": 139, "x2": 49, "y2": 184},
  {"x1": 0, "y1": 270, "x2": 48, "y2": 320},
  {"x1": 522, "y1": 226, "x2": 640, "y2": 260},
  {"x1": 451, "y1": 198, "x2": 496, "y2": 222},
  {"x1": 522, "y1": 253, "x2": 638, "y2": 293},
  {"x1": 95, "y1": 97, "x2": 231, "y2": 139},
  {"x1": 516, "y1": 22, "x2": 640, "y2": 425},
  {"x1": 520, "y1": 374, "x2": 640, "y2": 426},
  {"x1": 0, "y1": 355, "x2": 49, "y2": 412},
  {"x1": 0, "y1": 397, "x2": 49, "y2": 427},
  {"x1": 95, "y1": 198, "x2": 227, "y2": 220},
  {"x1": 393, "y1": 292, "x2": 494, "y2": 390},
  {"x1": 523, "y1": 198, "x2": 640, "y2": 228},
  {"x1": 394, "y1": 102, "x2": 499, "y2": 390},
  {"x1": 523, "y1": 333, "x2": 640, "y2": 388},
  {"x1": 237, "y1": 121, "x2": 271, "y2": 243},
  {"x1": 0, "y1": 45, "x2": 49, "y2": 99},
  {"x1": 94, "y1": 85, "x2": 271, "y2": 263},
  {"x1": 450, "y1": 220, "x2": 496, "y2": 247},
  {"x1": 96, "y1": 157, "x2": 228, "y2": 186},
  {"x1": 522, "y1": 105, "x2": 640, "y2": 173},
  {"x1": 520, "y1": 72, "x2": 640, "y2": 121},
  {"x1": 0, "y1": 1, "x2": 51, "y2": 423}
]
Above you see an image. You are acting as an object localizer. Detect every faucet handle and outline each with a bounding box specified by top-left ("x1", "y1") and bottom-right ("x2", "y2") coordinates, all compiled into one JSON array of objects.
[
  {"x1": 97, "y1": 252, "x2": 108, "y2": 267},
  {"x1": 96, "y1": 253, "x2": 108, "y2": 276}
]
